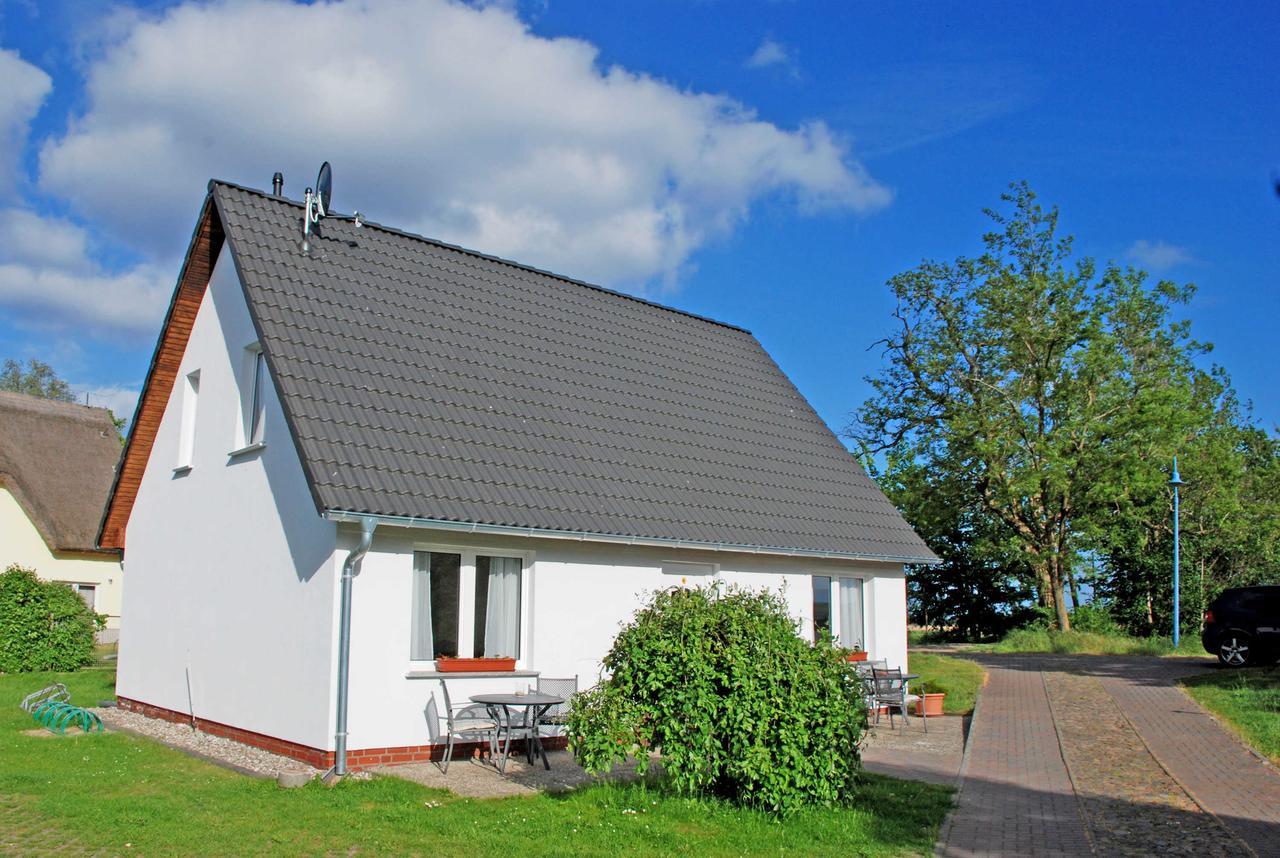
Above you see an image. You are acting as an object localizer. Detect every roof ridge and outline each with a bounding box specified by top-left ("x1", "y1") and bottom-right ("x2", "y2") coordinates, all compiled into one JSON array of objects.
[
  {"x1": 208, "y1": 179, "x2": 751, "y2": 334},
  {"x1": 0, "y1": 390, "x2": 115, "y2": 422}
]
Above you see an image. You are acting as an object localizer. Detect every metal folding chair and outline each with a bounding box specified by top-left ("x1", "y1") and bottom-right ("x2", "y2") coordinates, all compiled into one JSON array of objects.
[{"x1": 437, "y1": 681, "x2": 499, "y2": 773}]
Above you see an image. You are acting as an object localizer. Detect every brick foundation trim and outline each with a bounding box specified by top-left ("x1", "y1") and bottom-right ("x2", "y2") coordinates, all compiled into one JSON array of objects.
[{"x1": 115, "y1": 696, "x2": 567, "y2": 771}]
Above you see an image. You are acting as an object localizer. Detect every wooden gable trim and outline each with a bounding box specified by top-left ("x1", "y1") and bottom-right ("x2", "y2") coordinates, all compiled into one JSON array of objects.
[{"x1": 98, "y1": 198, "x2": 224, "y2": 550}]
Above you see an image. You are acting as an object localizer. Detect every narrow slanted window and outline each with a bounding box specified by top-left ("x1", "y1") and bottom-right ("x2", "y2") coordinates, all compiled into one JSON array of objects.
[
  {"x1": 474, "y1": 555, "x2": 521, "y2": 658},
  {"x1": 813, "y1": 575, "x2": 832, "y2": 639},
  {"x1": 248, "y1": 347, "x2": 267, "y2": 445},
  {"x1": 838, "y1": 577, "x2": 865, "y2": 650},
  {"x1": 177, "y1": 370, "x2": 199, "y2": 468}
]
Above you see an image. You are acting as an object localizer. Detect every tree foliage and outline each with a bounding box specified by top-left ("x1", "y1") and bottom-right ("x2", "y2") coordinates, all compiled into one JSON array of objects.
[
  {"x1": 567, "y1": 584, "x2": 865, "y2": 815},
  {"x1": 0, "y1": 564, "x2": 104, "y2": 672},
  {"x1": 0, "y1": 358, "x2": 76, "y2": 402},
  {"x1": 852, "y1": 182, "x2": 1240, "y2": 631}
]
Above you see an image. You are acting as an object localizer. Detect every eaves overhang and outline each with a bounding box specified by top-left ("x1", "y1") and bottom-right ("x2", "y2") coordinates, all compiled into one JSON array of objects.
[{"x1": 323, "y1": 509, "x2": 942, "y2": 565}]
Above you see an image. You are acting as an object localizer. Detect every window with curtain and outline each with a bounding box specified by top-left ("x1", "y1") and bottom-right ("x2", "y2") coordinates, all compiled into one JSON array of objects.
[
  {"x1": 474, "y1": 555, "x2": 521, "y2": 658},
  {"x1": 838, "y1": 577, "x2": 864, "y2": 649},
  {"x1": 411, "y1": 551, "x2": 461, "y2": 660},
  {"x1": 812, "y1": 575, "x2": 831, "y2": 639}
]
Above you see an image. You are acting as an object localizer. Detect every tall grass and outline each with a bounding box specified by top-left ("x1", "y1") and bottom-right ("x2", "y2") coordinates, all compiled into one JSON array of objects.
[{"x1": 984, "y1": 628, "x2": 1208, "y2": 656}]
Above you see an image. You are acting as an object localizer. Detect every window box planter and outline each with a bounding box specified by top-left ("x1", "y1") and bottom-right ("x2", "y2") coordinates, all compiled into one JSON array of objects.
[
  {"x1": 915, "y1": 692, "x2": 946, "y2": 717},
  {"x1": 435, "y1": 657, "x2": 516, "y2": 673},
  {"x1": 845, "y1": 651, "x2": 868, "y2": 662}
]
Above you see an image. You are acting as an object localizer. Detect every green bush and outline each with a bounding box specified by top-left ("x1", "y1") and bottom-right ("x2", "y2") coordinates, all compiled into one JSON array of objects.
[
  {"x1": 0, "y1": 564, "x2": 103, "y2": 672},
  {"x1": 1068, "y1": 603, "x2": 1124, "y2": 635},
  {"x1": 567, "y1": 584, "x2": 866, "y2": 815}
]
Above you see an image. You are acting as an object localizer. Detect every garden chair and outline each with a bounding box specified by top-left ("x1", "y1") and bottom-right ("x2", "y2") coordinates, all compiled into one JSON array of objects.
[
  {"x1": 534, "y1": 675, "x2": 578, "y2": 731},
  {"x1": 871, "y1": 668, "x2": 923, "y2": 731},
  {"x1": 436, "y1": 681, "x2": 499, "y2": 774}
]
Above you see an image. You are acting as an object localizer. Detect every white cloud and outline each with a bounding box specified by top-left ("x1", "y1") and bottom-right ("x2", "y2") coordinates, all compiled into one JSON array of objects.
[
  {"x1": 0, "y1": 207, "x2": 172, "y2": 335},
  {"x1": 37, "y1": 0, "x2": 887, "y2": 292},
  {"x1": 1126, "y1": 239, "x2": 1194, "y2": 273},
  {"x1": 0, "y1": 49, "x2": 52, "y2": 194},
  {"x1": 745, "y1": 36, "x2": 794, "y2": 72}
]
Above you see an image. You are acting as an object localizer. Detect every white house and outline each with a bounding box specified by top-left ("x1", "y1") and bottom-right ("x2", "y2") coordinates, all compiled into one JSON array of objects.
[
  {"x1": 0, "y1": 390, "x2": 124, "y2": 639},
  {"x1": 100, "y1": 178, "x2": 937, "y2": 772}
]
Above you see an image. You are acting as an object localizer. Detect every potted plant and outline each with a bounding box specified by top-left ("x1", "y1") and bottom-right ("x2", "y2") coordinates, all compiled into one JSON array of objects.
[
  {"x1": 844, "y1": 644, "x2": 868, "y2": 662},
  {"x1": 914, "y1": 680, "x2": 946, "y2": 717},
  {"x1": 435, "y1": 656, "x2": 517, "y2": 673}
]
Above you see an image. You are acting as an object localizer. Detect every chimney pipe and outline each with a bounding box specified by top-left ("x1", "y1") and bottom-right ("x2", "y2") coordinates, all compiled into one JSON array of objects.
[{"x1": 272, "y1": 172, "x2": 284, "y2": 196}]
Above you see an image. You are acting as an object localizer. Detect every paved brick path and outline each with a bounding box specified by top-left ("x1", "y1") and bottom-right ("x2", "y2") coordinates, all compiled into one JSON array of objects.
[
  {"x1": 938, "y1": 654, "x2": 1279, "y2": 857},
  {"x1": 1103, "y1": 669, "x2": 1280, "y2": 857},
  {"x1": 940, "y1": 660, "x2": 1093, "y2": 857}
]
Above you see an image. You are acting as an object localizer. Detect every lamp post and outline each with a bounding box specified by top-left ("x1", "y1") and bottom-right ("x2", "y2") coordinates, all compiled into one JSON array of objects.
[{"x1": 1170, "y1": 458, "x2": 1184, "y2": 648}]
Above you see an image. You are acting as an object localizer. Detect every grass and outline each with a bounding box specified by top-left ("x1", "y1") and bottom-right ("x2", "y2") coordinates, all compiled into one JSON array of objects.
[
  {"x1": 973, "y1": 628, "x2": 1210, "y2": 657},
  {"x1": 907, "y1": 653, "x2": 985, "y2": 715},
  {"x1": 1181, "y1": 667, "x2": 1280, "y2": 764},
  {"x1": 1, "y1": 669, "x2": 952, "y2": 856}
]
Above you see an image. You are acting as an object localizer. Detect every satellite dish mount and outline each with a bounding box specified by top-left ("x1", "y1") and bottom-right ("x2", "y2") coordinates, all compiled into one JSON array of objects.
[{"x1": 301, "y1": 161, "x2": 332, "y2": 251}]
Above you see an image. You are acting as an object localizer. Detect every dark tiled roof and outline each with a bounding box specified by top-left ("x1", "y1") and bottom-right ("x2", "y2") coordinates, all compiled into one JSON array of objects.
[
  {"x1": 0, "y1": 390, "x2": 122, "y2": 554},
  {"x1": 212, "y1": 182, "x2": 936, "y2": 562}
]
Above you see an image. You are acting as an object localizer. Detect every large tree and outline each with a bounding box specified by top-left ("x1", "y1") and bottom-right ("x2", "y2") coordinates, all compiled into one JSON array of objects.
[
  {"x1": 852, "y1": 183, "x2": 1213, "y2": 630},
  {"x1": 0, "y1": 358, "x2": 76, "y2": 402}
]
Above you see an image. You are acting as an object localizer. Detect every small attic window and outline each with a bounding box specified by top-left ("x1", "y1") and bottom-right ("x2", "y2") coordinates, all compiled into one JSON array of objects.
[
  {"x1": 175, "y1": 369, "x2": 199, "y2": 471},
  {"x1": 232, "y1": 343, "x2": 267, "y2": 455},
  {"x1": 248, "y1": 347, "x2": 267, "y2": 445}
]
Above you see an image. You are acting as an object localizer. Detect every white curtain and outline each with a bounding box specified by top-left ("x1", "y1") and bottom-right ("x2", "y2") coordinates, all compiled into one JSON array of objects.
[
  {"x1": 411, "y1": 551, "x2": 434, "y2": 660},
  {"x1": 838, "y1": 577, "x2": 864, "y2": 650},
  {"x1": 483, "y1": 556, "x2": 521, "y2": 658}
]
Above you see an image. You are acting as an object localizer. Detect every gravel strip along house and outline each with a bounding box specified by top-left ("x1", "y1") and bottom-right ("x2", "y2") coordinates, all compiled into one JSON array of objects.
[{"x1": 99, "y1": 175, "x2": 936, "y2": 773}]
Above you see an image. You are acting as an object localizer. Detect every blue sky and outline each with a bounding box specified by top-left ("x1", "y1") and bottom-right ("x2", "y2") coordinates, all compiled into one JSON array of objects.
[{"x1": 1, "y1": 0, "x2": 1277, "y2": 437}]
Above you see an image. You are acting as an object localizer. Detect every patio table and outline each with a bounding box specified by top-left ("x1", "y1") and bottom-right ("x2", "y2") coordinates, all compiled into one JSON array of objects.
[{"x1": 470, "y1": 692, "x2": 565, "y2": 772}]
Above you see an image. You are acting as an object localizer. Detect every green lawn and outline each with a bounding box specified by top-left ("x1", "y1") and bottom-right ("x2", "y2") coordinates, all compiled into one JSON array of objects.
[
  {"x1": 1181, "y1": 667, "x2": 1280, "y2": 764},
  {"x1": 907, "y1": 653, "x2": 985, "y2": 715},
  {"x1": 975, "y1": 628, "x2": 1210, "y2": 657},
  {"x1": 2, "y1": 669, "x2": 952, "y2": 856}
]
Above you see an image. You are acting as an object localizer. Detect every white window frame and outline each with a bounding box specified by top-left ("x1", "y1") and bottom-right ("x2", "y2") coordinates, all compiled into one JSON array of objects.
[
  {"x1": 232, "y1": 343, "x2": 267, "y2": 454},
  {"x1": 833, "y1": 576, "x2": 867, "y2": 651},
  {"x1": 71, "y1": 583, "x2": 97, "y2": 611},
  {"x1": 175, "y1": 369, "x2": 200, "y2": 471},
  {"x1": 408, "y1": 542, "x2": 534, "y2": 669}
]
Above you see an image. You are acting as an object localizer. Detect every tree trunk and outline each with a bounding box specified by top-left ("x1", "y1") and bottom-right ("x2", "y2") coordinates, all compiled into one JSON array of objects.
[
  {"x1": 1067, "y1": 569, "x2": 1081, "y2": 611},
  {"x1": 1048, "y1": 555, "x2": 1071, "y2": 631}
]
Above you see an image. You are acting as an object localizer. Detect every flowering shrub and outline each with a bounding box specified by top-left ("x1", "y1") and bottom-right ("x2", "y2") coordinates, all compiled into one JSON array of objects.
[
  {"x1": 0, "y1": 564, "x2": 103, "y2": 672},
  {"x1": 568, "y1": 584, "x2": 865, "y2": 814}
]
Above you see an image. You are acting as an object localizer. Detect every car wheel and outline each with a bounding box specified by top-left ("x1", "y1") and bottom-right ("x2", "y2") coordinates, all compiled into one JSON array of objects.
[{"x1": 1217, "y1": 633, "x2": 1254, "y2": 667}]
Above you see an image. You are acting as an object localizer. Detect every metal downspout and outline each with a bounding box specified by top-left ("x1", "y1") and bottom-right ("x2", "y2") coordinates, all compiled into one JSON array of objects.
[{"x1": 333, "y1": 517, "x2": 376, "y2": 777}]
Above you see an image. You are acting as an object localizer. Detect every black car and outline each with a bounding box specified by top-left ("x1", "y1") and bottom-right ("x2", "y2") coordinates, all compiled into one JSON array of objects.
[{"x1": 1201, "y1": 585, "x2": 1280, "y2": 667}]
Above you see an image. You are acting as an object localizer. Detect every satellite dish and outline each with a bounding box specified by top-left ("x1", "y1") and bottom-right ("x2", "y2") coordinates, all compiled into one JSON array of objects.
[{"x1": 315, "y1": 161, "x2": 332, "y2": 217}]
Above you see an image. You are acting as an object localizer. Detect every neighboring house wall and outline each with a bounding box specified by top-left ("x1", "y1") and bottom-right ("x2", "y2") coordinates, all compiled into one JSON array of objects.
[
  {"x1": 118, "y1": 243, "x2": 339, "y2": 752},
  {"x1": 0, "y1": 485, "x2": 124, "y2": 637},
  {"x1": 343, "y1": 523, "x2": 907, "y2": 753}
]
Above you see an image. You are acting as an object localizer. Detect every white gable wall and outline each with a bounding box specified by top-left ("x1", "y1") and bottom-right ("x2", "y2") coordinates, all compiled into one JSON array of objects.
[
  {"x1": 117, "y1": 243, "x2": 339, "y2": 751},
  {"x1": 342, "y1": 523, "x2": 907, "y2": 752}
]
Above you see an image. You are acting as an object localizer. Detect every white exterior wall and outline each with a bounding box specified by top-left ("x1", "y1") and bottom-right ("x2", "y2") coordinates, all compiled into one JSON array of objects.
[
  {"x1": 0, "y1": 486, "x2": 124, "y2": 636},
  {"x1": 342, "y1": 523, "x2": 907, "y2": 752},
  {"x1": 117, "y1": 243, "x2": 339, "y2": 751}
]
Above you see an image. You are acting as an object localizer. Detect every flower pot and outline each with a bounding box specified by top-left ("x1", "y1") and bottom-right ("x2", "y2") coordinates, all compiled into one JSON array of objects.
[
  {"x1": 915, "y1": 692, "x2": 945, "y2": 717},
  {"x1": 846, "y1": 652, "x2": 868, "y2": 662},
  {"x1": 435, "y1": 657, "x2": 516, "y2": 673}
]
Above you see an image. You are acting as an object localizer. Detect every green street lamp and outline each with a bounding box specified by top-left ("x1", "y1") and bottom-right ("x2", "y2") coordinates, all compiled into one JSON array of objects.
[{"x1": 1170, "y1": 458, "x2": 1184, "y2": 648}]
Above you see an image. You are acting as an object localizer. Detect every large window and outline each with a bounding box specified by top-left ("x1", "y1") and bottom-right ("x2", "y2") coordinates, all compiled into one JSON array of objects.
[
  {"x1": 812, "y1": 575, "x2": 831, "y2": 639},
  {"x1": 411, "y1": 550, "x2": 523, "y2": 661}
]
